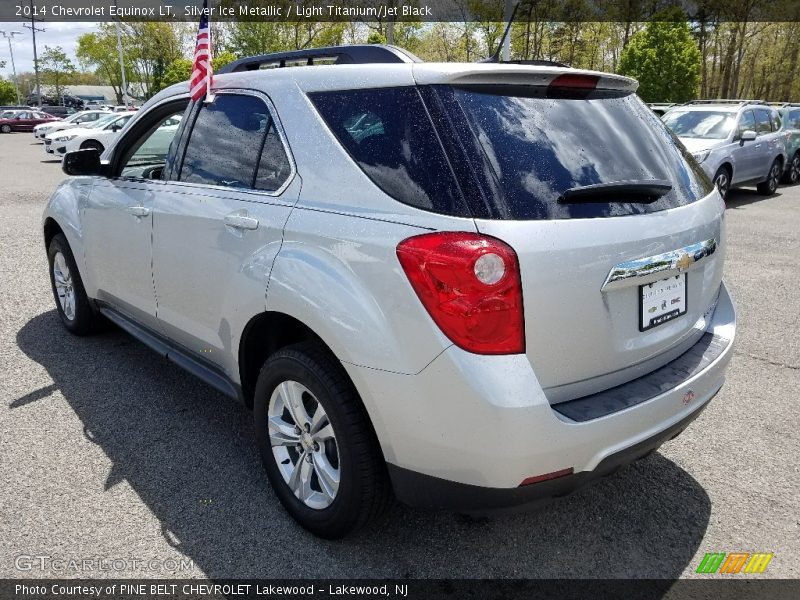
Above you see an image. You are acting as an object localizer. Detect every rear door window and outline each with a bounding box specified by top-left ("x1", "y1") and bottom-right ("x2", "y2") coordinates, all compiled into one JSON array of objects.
[{"x1": 769, "y1": 109, "x2": 782, "y2": 131}]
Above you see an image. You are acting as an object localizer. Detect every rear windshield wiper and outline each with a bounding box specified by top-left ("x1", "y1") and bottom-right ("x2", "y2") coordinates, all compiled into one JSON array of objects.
[{"x1": 558, "y1": 180, "x2": 672, "y2": 204}]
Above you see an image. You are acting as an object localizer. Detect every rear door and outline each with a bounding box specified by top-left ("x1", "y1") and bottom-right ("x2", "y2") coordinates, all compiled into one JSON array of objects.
[
  {"x1": 152, "y1": 91, "x2": 298, "y2": 373},
  {"x1": 438, "y1": 83, "x2": 724, "y2": 401}
]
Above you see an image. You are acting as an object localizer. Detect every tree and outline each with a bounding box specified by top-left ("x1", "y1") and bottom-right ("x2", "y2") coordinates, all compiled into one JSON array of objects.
[
  {"x1": 40, "y1": 46, "x2": 76, "y2": 101},
  {"x1": 0, "y1": 77, "x2": 16, "y2": 104},
  {"x1": 155, "y1": 51, "x2": 238, "y2": 94},
  {"x1": 76, "y1": 27, "x2": 133, "y2": 103},
  {"x1": 618, "y1": 8, "x2": 702, "y2": 102}
]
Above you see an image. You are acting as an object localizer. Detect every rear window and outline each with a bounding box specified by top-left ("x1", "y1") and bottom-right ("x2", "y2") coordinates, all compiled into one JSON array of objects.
[{"x1": 312, "y1": 85, "x2": 711, "y2": 220}]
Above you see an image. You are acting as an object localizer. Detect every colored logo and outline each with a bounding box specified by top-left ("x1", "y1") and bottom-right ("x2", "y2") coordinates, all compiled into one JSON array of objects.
[
  {"x1": 696, "y1": 552, "x2": 773, "y2": 574},
  {"x1": 675, "y1": 252, "x2": 694, "y2": 272}
]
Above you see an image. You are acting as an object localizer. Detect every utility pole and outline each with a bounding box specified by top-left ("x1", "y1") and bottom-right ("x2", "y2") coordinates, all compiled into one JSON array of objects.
[
  {"x1": 0, "y1": 30, "x2": 23, "y2": 105},
  {"x1": 114, "y1": 1, "x2": 129, "y2": 107},
  {"x1": 22, "y1": 0, "x2": 45, "y2": 107}
]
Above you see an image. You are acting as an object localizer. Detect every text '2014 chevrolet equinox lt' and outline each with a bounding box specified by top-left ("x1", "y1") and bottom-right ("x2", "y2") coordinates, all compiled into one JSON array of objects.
[{"x1": 43, "y1": 45, "x2": 736, "y2": 539}]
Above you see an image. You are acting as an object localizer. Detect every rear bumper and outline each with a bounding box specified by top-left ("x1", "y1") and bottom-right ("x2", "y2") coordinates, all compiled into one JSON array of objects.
[{"x1": 344, "y1": 282, "x2": 735, "y2": 508}]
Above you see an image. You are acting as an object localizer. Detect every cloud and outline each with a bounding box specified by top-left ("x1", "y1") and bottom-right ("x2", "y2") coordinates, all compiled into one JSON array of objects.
[{"x1": 0, "y1": 21, "x2": 99, "y2": 74}]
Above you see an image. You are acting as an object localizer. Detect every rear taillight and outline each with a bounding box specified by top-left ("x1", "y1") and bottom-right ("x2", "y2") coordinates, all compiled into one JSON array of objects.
[{"x1": 396, "y1": 232, "x2": 525, "y2": 355}]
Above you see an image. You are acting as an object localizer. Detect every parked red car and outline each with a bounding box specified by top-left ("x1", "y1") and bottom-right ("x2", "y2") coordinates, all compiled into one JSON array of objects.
[{"x1": 0, "y1": 110, "x2": 60, "y2": 133}]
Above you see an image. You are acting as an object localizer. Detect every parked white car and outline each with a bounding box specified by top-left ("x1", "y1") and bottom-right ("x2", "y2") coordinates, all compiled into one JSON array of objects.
[
  {"x1": 33, "y1": 110, "x2": 111, "y2": 140},
  {"x1": 44, "y1": 112, "x2": 136, "y2": 157}
]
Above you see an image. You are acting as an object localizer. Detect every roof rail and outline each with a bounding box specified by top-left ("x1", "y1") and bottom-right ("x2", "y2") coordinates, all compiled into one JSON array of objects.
[
  {"x1": 217, "y1": 44, "x2": 422, "y2": 74},
  {"x1": 687, "y1": 99, "x2": 767, "y2": 106}
]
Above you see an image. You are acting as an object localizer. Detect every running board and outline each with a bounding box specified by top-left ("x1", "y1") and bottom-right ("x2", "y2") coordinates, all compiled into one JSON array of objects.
[{"x1": 98, "y1": 305, "x2": 241, "y2": 401}]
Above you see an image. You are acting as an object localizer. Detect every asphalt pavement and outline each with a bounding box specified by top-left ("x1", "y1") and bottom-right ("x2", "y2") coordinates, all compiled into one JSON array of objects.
[{"x1": 0, "y1": 132, "x2": 798, "y2": 579}]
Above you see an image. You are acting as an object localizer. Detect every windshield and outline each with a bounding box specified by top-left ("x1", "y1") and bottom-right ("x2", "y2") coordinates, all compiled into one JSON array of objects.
[
  {"x1": 62, "y1": 112, "x2": 83, "y2": 123},
  {"x1": 87, "y1": 114, "x2": 120, "y2": 129},
  {"x1": 662, "y1": 110, "x2": 736, "y2": 139}
]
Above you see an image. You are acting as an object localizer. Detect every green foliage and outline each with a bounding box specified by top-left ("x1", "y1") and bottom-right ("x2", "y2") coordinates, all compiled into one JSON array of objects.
[
  {"x1": 155, "y1": 51, "x2": 237, "y2": 95},
  {"x1": 76, "y1": 28, "x2": 134, "y2": 103},
  {"x1": 40, "y1": 46, "x2": 76, "y2": 99},
  {"x1": 618, "y1": 8, "x2": 701, "y2": 103},
  {"x1": 0, "y1": 77, "x2": 17, "y2": 104},
  {"x1": 367, "y1": 31, "x2": 386, "y2": 45}
]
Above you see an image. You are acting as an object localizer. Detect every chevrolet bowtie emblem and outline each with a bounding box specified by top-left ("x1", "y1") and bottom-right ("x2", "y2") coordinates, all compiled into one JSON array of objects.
[{"x1": 675, "y1": 253, "x2": 693, "y2": 271}]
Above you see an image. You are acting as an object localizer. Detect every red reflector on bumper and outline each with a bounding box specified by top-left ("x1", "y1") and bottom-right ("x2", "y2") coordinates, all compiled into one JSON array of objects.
[{"x1": 520, "y1": 467, "x2": 574, "y2": 487}]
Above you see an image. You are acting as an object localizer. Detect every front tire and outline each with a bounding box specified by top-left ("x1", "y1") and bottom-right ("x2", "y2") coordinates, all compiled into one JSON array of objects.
[
  {"x1": 80, "y1": 140, "x2": 104, "y2": 153},
  {"x1": 253, "y1": 342, "x2": 391, "y2": 539},
  {"x1": 757, "y1": 159, "x2": 781, "y2": 195},
  {"x1": 712, "y1": 166, "x2": 731, "y2": 199},
  {"x1": 47, "y1": 233, "x2": 102, "y2": 335},
  {"x1": 0, "y1": 124, "x2": 11, "y2": 134},
  {"x1": 783, "y1": 152, "x2": 800, "y2": 185}
]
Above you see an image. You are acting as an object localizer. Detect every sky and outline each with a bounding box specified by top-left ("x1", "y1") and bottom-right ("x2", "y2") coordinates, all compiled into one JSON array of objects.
[{"x1": 0, "y1": 22, "x2": 99, "y2": 75}]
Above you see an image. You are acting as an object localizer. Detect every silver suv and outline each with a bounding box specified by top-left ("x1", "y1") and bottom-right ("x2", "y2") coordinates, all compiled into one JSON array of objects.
[
  {"x1": 43, "y1": 45, "x2": 736, "y2": 538},
  {"x1": 662, "y1": 100, "x2": 786, "y2": 198}
]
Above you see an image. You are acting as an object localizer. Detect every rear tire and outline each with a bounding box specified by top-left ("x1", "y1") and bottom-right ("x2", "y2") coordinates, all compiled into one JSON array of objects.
[
  {"x1": 47, "y1": 233, "x2": 102, "y2": 335},
  {"x1": 756, "y1": 159, "x2": 781, "y2": 195},
  {"x1": 712, "y1": 166, "x2": 731, "y2": 199},
  {"x1": 782, "y1": 152, "x2": 800, "y2": 185},
  {"x1": 253, "y1": 342, "x2": 392, "y2": 539}
]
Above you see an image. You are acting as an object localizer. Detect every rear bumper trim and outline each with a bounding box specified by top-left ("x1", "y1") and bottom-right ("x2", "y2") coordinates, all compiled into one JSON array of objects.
[
  {"x1": 388, "y1": 398, "x2": 711, "y2": 513},
  {"x1": 552, "y1": 332, "x2": 730, "y2": 423}
]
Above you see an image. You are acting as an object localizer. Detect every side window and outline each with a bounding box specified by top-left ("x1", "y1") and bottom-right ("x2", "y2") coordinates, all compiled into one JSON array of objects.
[
  {"x1": 255, "y1": 121, "x2": 292, "y2": 192},
  {"x1": 789, "y1": 110, "x2": 800, "y2": 129},
  {"x1": 120, "y1": 112, "x2": 184, "y2": 179},
  {"x1": 754, "y1": 109, "x2": 772, "y2": 135},
  {"x1": 770, "y1": 109, "x2": 781, "y2": 131},
  {"x1": 738, "y1": 110, "x2": 755, "y2": 137},
  {"x1": 179, "y1": 94, "x2": 270, "y2": 189}
]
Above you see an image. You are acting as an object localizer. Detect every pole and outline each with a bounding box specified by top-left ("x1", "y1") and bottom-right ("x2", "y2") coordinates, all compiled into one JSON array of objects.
[
  {"x1": 30, "y1": 0, "x2": 41, "y2": 107},
  {"x1": 0, "y1": 31, "x2": 22, "y2": 104},
  {"x1": 502, "y1": 0, "x2": 512, "y2": 62},
  {"x1": 115, "y1": 20, "x2": 129, "y2": 107}
]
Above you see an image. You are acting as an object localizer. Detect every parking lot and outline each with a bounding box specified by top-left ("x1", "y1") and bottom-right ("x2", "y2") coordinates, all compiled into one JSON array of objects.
[{"x1": 0, "y1": 131, "x2": 798, "y2": 579}]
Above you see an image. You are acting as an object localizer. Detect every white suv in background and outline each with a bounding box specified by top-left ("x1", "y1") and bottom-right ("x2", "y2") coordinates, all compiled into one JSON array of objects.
[
  {"x1": 662, "y1": 100, "x2": 786, "y2": 198},
  {"x1": 42, "y1": 45, "x2": 736, "y2": 539}
]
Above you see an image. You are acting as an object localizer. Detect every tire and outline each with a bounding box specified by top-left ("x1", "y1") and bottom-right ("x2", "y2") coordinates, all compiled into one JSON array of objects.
[
  {"x1": 0, "y1": 124, "x2": 11, "y2": 134},
  {"x1": 80, "y1": 140, "x2": 104, "y2": 153},
  {"x1": 253, "y1": 342, "x2": 392, "y2": 539},
  {"x1": 47, "y1": 233, "x2": 102, "y2": 335},
  {"x1": 782, "y1": 152, "x2": 800, "y2": 185},
  {"x1": 756, "y1": 159, "x2": 781, "y2": 195},
  {"x1": 712, "y1": 166, "x2": 731, "y2": 199}
]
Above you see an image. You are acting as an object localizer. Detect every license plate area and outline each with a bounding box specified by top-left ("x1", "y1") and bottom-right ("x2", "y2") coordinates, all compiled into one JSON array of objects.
[{"x1": 640, "y1": 274, "x2": 687, "y2": 331}]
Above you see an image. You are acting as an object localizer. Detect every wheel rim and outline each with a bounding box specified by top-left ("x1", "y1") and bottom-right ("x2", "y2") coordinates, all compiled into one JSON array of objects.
[
  {"x1": 714, "y1": 171, "x2": 729, "y2": 196},
  {"x1": 1, "y1": 125, "x2": 10, "y2": 133},
  {"x1": 791, "y1": 155, "x2": 800, "y2": 184},
  {"x1": 770, "y1": 163, "x2": 780, "y2": 192},
  {"x1": 53, "y1": 252, "x2": 76, "y2": 321},
  {"x1": 267, "y1": 380, "x2": 340, "y2": 509}
]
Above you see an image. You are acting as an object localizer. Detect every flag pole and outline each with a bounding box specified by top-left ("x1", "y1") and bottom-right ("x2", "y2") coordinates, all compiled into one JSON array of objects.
[{"x1": 204, "y1": 9, "x2": 214, "y2": 103}]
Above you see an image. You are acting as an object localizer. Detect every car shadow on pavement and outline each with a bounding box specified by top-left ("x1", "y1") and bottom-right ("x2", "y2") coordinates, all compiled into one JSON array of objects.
[
  {"x1": 726, "y1": 188, "x2": 780, "y2": 209},
  {"x1": 16, "y1": 310, "x2": 711, "y2": 579}
]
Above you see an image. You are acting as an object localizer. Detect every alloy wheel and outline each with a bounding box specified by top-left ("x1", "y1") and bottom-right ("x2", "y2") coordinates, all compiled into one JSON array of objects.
[
  {"x1": 267, "y1": 380, "x2": 340, "y2": 510},
  {"x1": 790, "y1": 155, "x2": 800, "y2": 185},
  {"x1": 769, "y1": 162, "x2": 780, "y2": 193},
  {"x1": 52, "y1": 251, "x2": 76, "y2": 321},
  {"x1": 714, "y1": 171, "x2": 729, "y2": 197}
]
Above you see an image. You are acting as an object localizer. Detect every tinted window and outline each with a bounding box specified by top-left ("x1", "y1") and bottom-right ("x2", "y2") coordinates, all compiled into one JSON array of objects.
[
  {"x1": 255, "y1": 122, "x2": 292, "y2": 192},
  {"x1": 789, "y1": 110, "x2": 800, "y2": 129},
  {"x1": 769, "y1": 109, "x2": 782, "y2": 131},
  {"x1": 738, "y1": 110, "x2": 756, "y2": 136},
  {"x1": 180, "y1": 94, "x2": 269, "y2": 189},
  {"x1": 754, "y1": 109, "x2": 772, "y2": 134},
  {"x1": 446, "y1": 85, "x2": 711, "y2": 220},
  {"x1": 310, "y1": 87, "x2": 467, "y2": 215}
]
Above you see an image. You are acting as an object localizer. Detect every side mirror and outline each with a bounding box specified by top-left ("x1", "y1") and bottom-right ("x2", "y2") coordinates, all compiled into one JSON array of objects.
[
  {"x1": 62, "y1": 149, "x2": 103, "y2": 176},
  {"x1": 740, "y1": 130, "x2": 757, "y2": 142}
]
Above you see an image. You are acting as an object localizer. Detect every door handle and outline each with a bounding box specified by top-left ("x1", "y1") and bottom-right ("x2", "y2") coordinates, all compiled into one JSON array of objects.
[
  {"x1": 223, "y1": 213, "x2": 259, "y2": 230},
  {"x1": 127, "y1": 206, "x2": 151, "y2": 218},
  {"x1": 754, "y1": 143, "x2": 762, "y2": 148}
]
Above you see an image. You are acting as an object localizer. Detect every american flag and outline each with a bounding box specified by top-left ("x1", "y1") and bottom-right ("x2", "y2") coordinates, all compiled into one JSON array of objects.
[{"x1": 190, "y1": 0, "x2": 213, "y2": 101}]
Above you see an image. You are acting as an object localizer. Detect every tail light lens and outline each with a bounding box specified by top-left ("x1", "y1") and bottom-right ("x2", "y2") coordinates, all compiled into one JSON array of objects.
[{"x1": 396, "y1": 232, "x2": 525, "y2": 355}]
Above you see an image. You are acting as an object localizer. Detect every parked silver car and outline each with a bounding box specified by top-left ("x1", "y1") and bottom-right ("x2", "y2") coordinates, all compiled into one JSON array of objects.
[
  {"x1": 662, "y1": 100, "x2": 786, "y2": 197},
  {"x1": 42, "y1": 45, "x2": 736, "y2": 538}
]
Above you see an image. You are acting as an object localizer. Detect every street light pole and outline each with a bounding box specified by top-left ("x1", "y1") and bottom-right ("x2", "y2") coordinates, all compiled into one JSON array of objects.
[
  {"x1": 0, "y1": 30, "x2": 23, "y2": 105},
  {"x1": 113, "y1": 1, "x2": 129, "y2": 107}
]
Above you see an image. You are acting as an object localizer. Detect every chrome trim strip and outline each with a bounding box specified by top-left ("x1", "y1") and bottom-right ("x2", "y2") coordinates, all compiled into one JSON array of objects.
[{"x1": 601, "y1": 238, "x2": 717, "y2": 292}]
